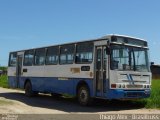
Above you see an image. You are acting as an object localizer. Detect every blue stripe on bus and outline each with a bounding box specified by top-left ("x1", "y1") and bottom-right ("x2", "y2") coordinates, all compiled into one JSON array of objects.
[
  {"x1": 105, "y1": 89, "x2": 150, "y2": 99},
  {"x1": 8, "y1": 76, "x2": 94, "y2": 96},
  {"x1": 8, "y1": 76, "x2": 150, "y2": 99}
]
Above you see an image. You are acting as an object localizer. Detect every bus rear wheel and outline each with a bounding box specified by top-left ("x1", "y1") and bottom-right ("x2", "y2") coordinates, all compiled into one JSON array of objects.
[
  {"x1": 25, "y1": 81, "x2": 34, "y2": 97},
  {"x1": 77, "y1": 85, "x2": 92, "y2": 106}
]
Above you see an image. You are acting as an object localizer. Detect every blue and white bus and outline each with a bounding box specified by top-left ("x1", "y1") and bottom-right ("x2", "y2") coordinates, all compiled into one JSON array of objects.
[{"x1": 8, "y1": 35, "x2": 151, "y2": 105}]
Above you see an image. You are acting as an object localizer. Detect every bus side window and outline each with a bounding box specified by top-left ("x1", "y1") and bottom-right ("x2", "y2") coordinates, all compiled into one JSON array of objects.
[
  {"x1": 60, "y1": 44, "x2": 75, "y2": 64},
  {"x1": 34, "y1": 48, "x2": 45, "y2": 66},
  {"x1": 76, "y1": 42, "x2": 93, "y2": 64},
  {"x1": 9, "y1": 52, "x2": 17, "y2": 67},
  {"x1": 23, "y1": 50, "x2": 34, "y2": 66},
  {"x1": 46, "y1": 46, "x2": 59, "y2": 65}
]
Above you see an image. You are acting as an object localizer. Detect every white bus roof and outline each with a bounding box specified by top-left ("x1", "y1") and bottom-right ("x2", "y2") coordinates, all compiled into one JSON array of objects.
[
  {"x1": 10, "y1": 34, "x2": 147, "y2": 53},
  {"x1": 101, "y1": 34, "x2": 147, "y2": 42}
]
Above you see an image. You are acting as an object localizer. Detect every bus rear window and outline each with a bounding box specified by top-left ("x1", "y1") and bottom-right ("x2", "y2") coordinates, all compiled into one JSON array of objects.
[{"x1": 9, "y1": 53, "x2": 17, "y2": 67}]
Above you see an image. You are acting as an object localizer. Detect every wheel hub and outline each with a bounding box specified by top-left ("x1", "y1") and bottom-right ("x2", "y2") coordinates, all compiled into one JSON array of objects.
[{"x1": 80, "y1": 90, "x2": 87, "y2": 102}]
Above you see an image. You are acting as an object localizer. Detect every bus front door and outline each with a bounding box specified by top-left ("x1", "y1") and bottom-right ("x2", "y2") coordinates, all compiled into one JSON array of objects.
[
  {"x1": 95, "y1": 46, "x2": 107, "y2": 97},
  {"x1": 16, "y1": 54, "x2": 23, "y2": 88}
]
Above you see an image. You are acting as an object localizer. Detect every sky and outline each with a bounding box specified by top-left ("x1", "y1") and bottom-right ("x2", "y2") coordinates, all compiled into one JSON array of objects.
[{"x1": 0, "y1": 0, "x2": 160, "y2": 66}]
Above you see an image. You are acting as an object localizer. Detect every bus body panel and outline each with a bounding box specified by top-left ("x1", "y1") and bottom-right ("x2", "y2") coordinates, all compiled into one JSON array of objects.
[
  {"x1": 8, "y1": 76, "x2": 17, "y2": 88},
  {"x1": 8, "y1": 75, "x2": 150, "y2": 99},
  {"x1": 104, "y1": 89, "x2": 150, "y2": 99},
  {"x1": 109, "y1": 70, "x2": 151, "y2": 90},
  {"x1": 8, "y1": 76, "x2": 94, "y2": 96},
  {"x1": 21, "y1": 64, "x2": 94, "y2": 78}
]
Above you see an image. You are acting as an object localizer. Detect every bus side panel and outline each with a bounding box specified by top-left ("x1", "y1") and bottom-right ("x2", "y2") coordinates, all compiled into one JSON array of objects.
[
  {"x1": 8, "y1": 76, "x2": 17, "y2": 88},
  {"x1": 8, "y1": 67, "x2": 17, "y2": 88},
  {"x1": 8, "y1": 76, "x2": 26, "y2": 89},
  {"x1": 22, "y1": 77, "x2": 94, "y2": 96}
]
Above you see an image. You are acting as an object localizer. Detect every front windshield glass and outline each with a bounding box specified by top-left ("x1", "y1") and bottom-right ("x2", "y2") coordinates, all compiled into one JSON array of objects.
[{"x1": 110, "y1": 45, "x2": 149, "y2": 72}]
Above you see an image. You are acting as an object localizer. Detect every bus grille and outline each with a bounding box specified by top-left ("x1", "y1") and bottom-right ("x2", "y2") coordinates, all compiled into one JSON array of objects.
[{"x1": 126, "y1": 84, "x2": 143, "y2": 88}]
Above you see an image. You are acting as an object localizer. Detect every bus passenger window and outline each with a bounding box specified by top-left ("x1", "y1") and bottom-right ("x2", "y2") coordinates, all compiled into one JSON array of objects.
[
  {"x1": 60, "y1": 44, "x2": 75, "y2": 64},
  {"x1": 46, "y1": 46, "x2": 59, "y2": 65},
  {"x1": 9, "y1": 53, "x2": 17, "y2": 66},
  {"x1": 34, "y1": 48, "x2": 45, "y2": 66},
  {"x1": 23, "y1": 50, "x2": 34, "y2": 66},
  {"x1": 76, "y1": 42, "x2": 93, "y2": 64}
]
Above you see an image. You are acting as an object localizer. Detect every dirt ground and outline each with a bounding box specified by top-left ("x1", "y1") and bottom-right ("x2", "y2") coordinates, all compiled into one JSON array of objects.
[{"x1": 0, "y1": 87, "x2": 160, "y2": 114}]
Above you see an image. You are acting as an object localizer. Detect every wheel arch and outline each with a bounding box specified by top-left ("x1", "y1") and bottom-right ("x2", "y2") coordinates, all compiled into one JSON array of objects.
[
  {"x1": 24, "y1": 78, "x2": 31, "y2": 89},
  {"x1": 76, "y1": 80, "x2": 90, "y2": 96}
]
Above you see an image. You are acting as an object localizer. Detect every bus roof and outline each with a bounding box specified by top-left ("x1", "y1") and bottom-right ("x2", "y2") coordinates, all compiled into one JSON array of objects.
[
  {"x1": 10, "y1": 34, "x2": 147, "y2": 53},
  {"x1": 102, "y1": 34, "x2": 147, "y2": 42}
]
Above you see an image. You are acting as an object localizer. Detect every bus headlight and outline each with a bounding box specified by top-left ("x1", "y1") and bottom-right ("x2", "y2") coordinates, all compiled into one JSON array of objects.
[
  {"x1": 122, "y1": 84, "x2": 125, "y2": 88},
  {"x1": 118, "y1": 84, "x2": 121, "y2": 88}
]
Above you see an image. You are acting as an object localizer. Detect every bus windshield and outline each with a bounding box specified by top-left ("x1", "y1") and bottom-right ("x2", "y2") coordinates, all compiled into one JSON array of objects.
[{"x1": 110, "y1": 45, "x2": 149, "y2": 72}]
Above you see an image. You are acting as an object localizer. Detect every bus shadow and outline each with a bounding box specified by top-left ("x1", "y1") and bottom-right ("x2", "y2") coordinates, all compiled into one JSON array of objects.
[{"x1": 0, "y1": 92, "x2": 144, "y2": 113}]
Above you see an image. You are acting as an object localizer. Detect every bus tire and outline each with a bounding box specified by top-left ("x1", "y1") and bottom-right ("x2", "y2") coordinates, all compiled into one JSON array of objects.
[
  {"x1": 77, "y1": 85, "x2": 92, "y2": 106},
  {"x1": 25, "y1": 81, "x2": 34, "y2": 97}
]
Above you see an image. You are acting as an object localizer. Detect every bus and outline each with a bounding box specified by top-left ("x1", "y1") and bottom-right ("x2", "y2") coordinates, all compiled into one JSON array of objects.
[{"x1": 8, "y1": 34, "x2": 151, "y2": 105}]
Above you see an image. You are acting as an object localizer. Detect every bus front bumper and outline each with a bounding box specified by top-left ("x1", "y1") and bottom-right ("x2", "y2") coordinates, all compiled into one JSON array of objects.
[{"x1": 106, "y1": 89, "x2": 151, "y2": 100}]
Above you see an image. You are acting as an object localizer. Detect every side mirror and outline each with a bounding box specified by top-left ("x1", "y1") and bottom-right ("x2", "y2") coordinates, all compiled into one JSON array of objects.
[{"x1": 106, "y1": 46, "x2": 111, "y2": 55}]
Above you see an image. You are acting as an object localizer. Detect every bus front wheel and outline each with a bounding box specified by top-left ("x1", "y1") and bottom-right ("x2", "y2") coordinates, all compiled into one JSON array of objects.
[{"x1": 77, "y1": 85, "x2": 92, "y2": 106}]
